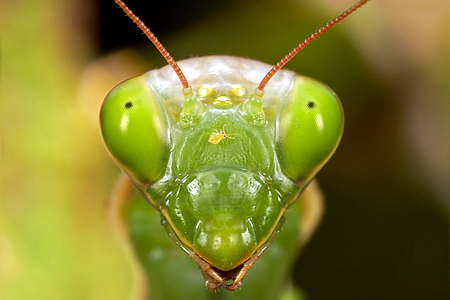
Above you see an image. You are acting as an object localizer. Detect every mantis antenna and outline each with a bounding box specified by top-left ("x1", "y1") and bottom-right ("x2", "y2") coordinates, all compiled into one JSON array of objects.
[
  {"x1": 113, "y1": 0, "x2": 192, "y2": 95},
  {"x1": 114, "y1": 0, "x2": 368, "y2": 96},
  {"x1": 257, "y1": 0, "x2": 370, "y2": 94}
]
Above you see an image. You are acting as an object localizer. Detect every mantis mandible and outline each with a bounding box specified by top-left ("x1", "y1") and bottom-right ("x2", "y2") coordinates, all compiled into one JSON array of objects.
[{"x1": 100, "y1": 0, "x2": 369, "y2": 297}]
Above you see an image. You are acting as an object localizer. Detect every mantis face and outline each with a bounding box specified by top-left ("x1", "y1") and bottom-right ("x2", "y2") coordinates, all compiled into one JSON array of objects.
[
  {"x1": 100, "y1": 0, "x2": 368, "y2": 291},
  {"x1": 101, "y1": 56, "x2": 343, "y2": 289}
]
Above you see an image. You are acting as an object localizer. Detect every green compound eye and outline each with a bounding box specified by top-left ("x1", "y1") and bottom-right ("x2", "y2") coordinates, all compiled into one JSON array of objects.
[
  {"x1": 100, "y1": 76, "x2": 169, "y2": 186},
  {"x1": 276, "y1": 76, "x2": 344, "y2": 183}
]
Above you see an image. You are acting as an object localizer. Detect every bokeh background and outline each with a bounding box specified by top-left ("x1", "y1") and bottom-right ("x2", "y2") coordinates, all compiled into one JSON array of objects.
[{"x1": 2, "y1": 0, "x2": 448, "y2": 299}]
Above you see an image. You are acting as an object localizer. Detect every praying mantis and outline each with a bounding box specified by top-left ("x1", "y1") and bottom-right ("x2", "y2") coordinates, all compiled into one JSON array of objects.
[{"x1": 100, "y1": 0, "x2": 369, "y2": 298}]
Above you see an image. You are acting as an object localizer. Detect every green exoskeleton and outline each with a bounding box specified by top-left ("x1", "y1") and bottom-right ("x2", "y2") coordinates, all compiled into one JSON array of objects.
[{"x1": 100, "y1": 0, "x2": 369, "y2": 296}]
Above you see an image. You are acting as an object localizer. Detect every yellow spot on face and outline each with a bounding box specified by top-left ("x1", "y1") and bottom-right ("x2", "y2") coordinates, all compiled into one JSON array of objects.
[
  {"x1": 230, "y1": 85, "x2": 247, "y2": 97},
  {"x1": 197, "y1": 85, "x2": 215, "y2": 97},
  {"x1": 213, "y1": 96, "x2": 232, "y2": 107},
  {"x1": 208, "y1": 126, "x2": 235, "y2": 144}
]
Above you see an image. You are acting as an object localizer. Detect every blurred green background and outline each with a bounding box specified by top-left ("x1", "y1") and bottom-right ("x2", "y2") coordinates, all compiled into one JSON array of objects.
[{"x1": 1, "y1": 0, "x2": 448, "y2": 299}]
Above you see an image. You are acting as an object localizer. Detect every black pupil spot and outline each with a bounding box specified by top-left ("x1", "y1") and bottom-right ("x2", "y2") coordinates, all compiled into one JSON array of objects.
[
  {"x1": 307, "y1": 101, "x2": 315, "y2": 109},
  {"x1": 125, "y1": 101, "x2": 133, "y2": 109}
]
